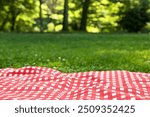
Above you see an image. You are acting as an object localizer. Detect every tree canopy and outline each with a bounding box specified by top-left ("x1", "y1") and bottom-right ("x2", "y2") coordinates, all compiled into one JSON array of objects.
[{"x1": 0, "y1": 0, "x2": 150, "y2": 33}]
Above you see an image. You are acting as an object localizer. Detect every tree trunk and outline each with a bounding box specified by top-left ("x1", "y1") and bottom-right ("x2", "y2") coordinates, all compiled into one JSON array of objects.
[
  {"x1": 10, "y1": 0, "x2": 17, "y2": 32},
  {"x1": 11, "y1": 15, "x2": 16, "y2": 31},
  {"x1": 80, "y1": 0, "x2": 90, "y2": 31},
  {"x1": 62, "y1": 0, "x2": 68, "y2": 31},
  {"x1": 39, "y1": 0, "x2": 43, "y2": 32}
]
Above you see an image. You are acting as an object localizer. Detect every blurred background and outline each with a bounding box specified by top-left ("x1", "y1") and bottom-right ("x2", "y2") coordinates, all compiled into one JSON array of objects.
[{"x1": 0, "y1": 0, "x2": 150, "y2": 33}]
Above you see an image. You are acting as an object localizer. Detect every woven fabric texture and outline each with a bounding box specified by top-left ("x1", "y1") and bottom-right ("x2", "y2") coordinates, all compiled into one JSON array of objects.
[{"x1": 0, "y1": 66, "x2": 150, "y2": 100}]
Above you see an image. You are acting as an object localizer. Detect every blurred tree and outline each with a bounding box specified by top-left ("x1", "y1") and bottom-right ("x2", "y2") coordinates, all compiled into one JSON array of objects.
[
  {"x1": 69, "y1": 0, "x2": 82, "y2": 31},
  {"x1": 0, "y1": 0, "x2": 36, "y2": 32},
  {"x1": 119, "y1": 0, "x2": 150, "y2": 32},
  {"x1": 10, "y1": 0, "x2": 21, "y2": 31},
  {"x1": 39, "y1": 0, "x2": 43, "y2": 32},
  {"x1": 0, "y1": 0, "x2": 8, "y2": 31},
  {"x1": 62, "y1": 0, "x2": 69, "y2": 31},
  {"x1": 86, "y1": 0, "x2": 123, "y2": 32},
  {"x1": 80, "y1": 0, "x2": 91, "y2": 31},
  {"x1": 0, "y1": 0, "x2": 149, "y2": 32},
  {"x1": 44, "y1": 0, "x2": 63, "y2": 32}
]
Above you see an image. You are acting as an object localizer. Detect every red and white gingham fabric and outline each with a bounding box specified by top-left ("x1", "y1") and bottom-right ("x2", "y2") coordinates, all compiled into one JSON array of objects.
[{"x1": 0, "y1": 66, "x2": 150, "y2": 100}]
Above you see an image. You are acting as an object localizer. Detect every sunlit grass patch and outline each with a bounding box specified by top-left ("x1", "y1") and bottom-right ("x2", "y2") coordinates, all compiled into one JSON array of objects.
[{"x1": 0, "y1": 33, "x2": 149, "y2": 73}]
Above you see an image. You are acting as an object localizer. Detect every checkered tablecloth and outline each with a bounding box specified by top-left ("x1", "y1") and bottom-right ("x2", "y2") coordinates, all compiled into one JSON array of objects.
[{"x1": 0, "y1": 66, "x2": 150, "y2": 100}]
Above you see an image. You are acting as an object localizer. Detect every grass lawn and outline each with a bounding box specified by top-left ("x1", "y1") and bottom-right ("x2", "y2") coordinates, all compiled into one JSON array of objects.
[{"x1": 0, "y1": 33, "x2": 150, "y2": 73}]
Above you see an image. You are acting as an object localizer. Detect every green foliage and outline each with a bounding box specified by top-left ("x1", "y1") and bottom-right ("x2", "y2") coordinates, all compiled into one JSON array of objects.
[
  {"x1": 69, "y1": 0, "x2": 82, "y2": 31},
  {"x1": 119, "y1": 0, "x2": 150, "y2": 32},
  {"x1": 0, "y1": 0, "x2": 37, "y2": 32},
  {"x1": 42, "y1": 0, "x2": 64, "y2": 32},
  {"x1": 88, "y1": 0, "x2": 123, "y2": 32},
  {"x1": 0, "y1": 0, "x2": 150, "y2": 32},
  {"x1": 0, "y1": 33, "x2": 150, "y2": 72}
]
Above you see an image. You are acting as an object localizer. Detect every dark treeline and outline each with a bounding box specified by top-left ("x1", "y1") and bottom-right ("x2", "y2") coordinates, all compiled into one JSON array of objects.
[{"x1": 0, "y1": 0, "x2": 150, "y2": 33}]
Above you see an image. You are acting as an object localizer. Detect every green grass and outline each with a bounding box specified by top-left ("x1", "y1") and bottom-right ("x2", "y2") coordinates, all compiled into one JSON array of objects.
[{"x1": 0, "y1": 32, "x2": 150, "y2": 73}]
